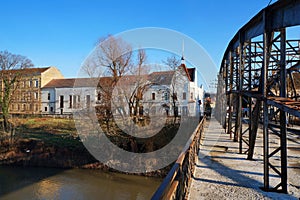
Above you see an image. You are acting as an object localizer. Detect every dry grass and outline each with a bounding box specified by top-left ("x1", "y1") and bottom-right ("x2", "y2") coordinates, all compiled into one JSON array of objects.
[
  {"x1": 0, "y1": 117, "x2": 80, "y2": 150},
  {"x1": 13, "y1": 118, "x2": 77, "y2": 135}
]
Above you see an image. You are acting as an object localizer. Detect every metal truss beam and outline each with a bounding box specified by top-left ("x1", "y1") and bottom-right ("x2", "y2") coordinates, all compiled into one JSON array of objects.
[{"x1": 215, "y1": 0, "x2": 300, "y2": 194}]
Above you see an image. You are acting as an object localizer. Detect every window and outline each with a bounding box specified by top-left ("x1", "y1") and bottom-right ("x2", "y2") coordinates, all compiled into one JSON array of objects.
[
  {"x1": 86, "y1": 95, "x2": 91, "y2": 108},
  {"x1": 48, "y1": 93, "x2": 50, "y2": 100},
  {"x1": 183, "y1": 92, "x2": 186, "y2": 100},
  {"x1": 35, "y1": 79, "x2": 39, "y2": 88},
  {"x1": 69, "y1": 95, "x2": 73, "y2": 108},
  {"x1": 152, "y1": 92, "x2": 155, "y2": 100},
  {"x1": 29, "y1": 80, "x2": 33, "y2": 87},
  {"x1": 50, "y1": 107, "x2": 54, "y2": 112},
  {"x1": 164, "y1": 92, "x2": 169, "y2": 101},
  {"x1": 97, "y1": 92, "x2": 101, "y2": 101},
  {"x1": 45, "y1": 107, "x2": 48, "y2": 112},
  {"x1": 60, "y1": 96, "x2": 64, "y2": 108},
  {"x1": 34, "y1": 92, "x2": 38, "y2": 100},
  {"x1": 190, "y1": 92, "x2": 193, "y2": 100}
]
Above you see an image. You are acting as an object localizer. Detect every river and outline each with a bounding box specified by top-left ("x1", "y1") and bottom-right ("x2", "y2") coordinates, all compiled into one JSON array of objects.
[{"x1": 0, "y1": 166, "x2": 161, "y2": 200}]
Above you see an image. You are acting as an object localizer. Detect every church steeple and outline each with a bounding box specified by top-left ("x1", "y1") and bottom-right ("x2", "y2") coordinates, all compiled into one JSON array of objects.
[{"x1": 181, "y1": 39, "x2": 185, "y2": 65}]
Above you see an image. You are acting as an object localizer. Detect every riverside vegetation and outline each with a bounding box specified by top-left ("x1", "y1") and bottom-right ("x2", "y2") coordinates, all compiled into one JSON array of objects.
[{"x1": 0, "y1": 116, "x2": 180, "y2": 177}]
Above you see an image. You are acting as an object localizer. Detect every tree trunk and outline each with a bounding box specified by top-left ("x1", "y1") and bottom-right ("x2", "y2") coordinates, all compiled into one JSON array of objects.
[
  {"x1": 3, "y1": 115, "x2": 7, "y2": 132},
  {"x1": 173, "y1": 101, "x2": 177, "y2": 124},
  {"x1": 2, "y1": 107, "x2": 9, "y2": 133}
]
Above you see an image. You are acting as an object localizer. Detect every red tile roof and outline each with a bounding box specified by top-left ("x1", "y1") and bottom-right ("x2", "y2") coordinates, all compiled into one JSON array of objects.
[
  {"x1": 43, "y1": 77, "x2": 114, "y2": 88},
  {"x1": 2, "y1": 67, "x2": 51, "y2": 75},
  {"x1": 43, "y1": 78, "x2": 99, "y2": 88},
  {"x1": 43, "y1": 66, "x2": 193, "y2": 89},
  {"x1": 179, "y1": 64, "x2": 192, "y2": 81}
]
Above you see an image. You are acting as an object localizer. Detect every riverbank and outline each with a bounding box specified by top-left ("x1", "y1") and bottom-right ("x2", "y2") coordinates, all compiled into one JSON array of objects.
[{"x1": 0, "y1": 117, "x2": 173, "y2": 178}]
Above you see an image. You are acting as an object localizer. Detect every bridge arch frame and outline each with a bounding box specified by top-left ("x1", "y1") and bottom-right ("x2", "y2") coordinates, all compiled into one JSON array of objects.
[{"x1": 216, "y1": 0, "x2": 300, "y2": 193}]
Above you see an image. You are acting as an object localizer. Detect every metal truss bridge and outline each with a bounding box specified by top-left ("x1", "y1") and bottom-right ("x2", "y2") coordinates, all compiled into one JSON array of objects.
[{"x1": 215, "y1": 0, "x2": 300, "y2": 193}]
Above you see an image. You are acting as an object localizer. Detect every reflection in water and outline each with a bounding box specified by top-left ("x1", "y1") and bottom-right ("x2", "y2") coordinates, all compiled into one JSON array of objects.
[
  {"x1": 36, "y1": 179, "x2": 61, "y2": 200},
  {"x1": 0, "y1": 166, "x2": 161, "y2": 200}
]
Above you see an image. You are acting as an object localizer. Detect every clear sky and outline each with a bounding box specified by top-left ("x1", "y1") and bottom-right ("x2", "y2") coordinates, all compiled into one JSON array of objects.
[{"x1": 0, "y1": 0, "x2": 285, "y2": 80}]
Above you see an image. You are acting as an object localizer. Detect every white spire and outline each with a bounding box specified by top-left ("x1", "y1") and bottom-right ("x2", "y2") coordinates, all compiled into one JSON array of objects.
[{"x1": 181, "y1": 39, "x2": 185, "y2": 65}]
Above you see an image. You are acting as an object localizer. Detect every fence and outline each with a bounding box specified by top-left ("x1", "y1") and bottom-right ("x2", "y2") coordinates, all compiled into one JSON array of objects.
[{"x1": 151, "y1": 117, "x2": 205, "y2": 200}]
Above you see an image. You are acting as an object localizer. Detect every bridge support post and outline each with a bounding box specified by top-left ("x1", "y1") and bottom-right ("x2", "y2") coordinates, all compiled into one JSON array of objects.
[
  {"x1": 227, "y1": 51, "x2": 234, "y2": 138},
  {"x1": 279, "y1": 28, "x2": 287, "y2": 193},
  {"x1": 262, "y1": 18, "x2": 271, "y2": 190},
  {"x1": 237, "y1": 32, "x2": 245, "y2": 153}
]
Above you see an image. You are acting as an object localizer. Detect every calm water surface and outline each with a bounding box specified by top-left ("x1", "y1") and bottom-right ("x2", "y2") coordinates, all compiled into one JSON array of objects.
[{"x1": 0, "y1": 166, "x2": 161, "y2": 200}]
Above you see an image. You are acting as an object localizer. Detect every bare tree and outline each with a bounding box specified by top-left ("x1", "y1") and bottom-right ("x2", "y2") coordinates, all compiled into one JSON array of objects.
[
  {"x1": 112, "y1": 49, "x2": 150, "y2": 122},
  {"x1": 0, "y1": 51, "x2": 33, "y2": 132},
  {"x1": 130, "y1": 49, "x2": 149, "y2": 118},
  {"x1": 163, "y1": 56, "x2": 181, "y2": 71},
  {"x1": 81, "y1": 58, "x2": 104, "y2": 78},
  {"x1": 81, "y1": 35, "x2": 134, "y2": 131},
  {"x1": 163, "y1": 55, "x2": 182, "y2": 120},
  {"x1": 95, "y1": 35, "x2": 133, "y2": 84}
]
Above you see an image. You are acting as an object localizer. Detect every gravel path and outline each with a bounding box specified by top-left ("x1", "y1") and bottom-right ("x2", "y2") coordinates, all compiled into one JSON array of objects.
[{"x1": 188, "y1": 117, "x2": 300, "y2": 200}]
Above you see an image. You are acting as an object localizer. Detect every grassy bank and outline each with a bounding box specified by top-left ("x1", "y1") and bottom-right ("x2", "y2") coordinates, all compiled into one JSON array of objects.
[{"x1": 0, "y1": 117, "x2": 180, "y2": 177}]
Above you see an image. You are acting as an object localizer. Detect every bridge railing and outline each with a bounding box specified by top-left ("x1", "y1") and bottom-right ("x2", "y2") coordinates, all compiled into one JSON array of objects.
[{"x1": 151, "y1": 117, "x2": 205, "y2": 200}]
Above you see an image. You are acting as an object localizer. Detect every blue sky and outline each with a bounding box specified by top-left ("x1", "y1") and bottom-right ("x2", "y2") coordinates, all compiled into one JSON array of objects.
[{"x1": 0, "y1": 0, "x2": 290, "y2": 81}]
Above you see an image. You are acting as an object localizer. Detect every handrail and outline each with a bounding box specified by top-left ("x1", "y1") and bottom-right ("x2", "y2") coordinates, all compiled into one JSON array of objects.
[{"x1": 151, "y1": 117, "x2": 205, "y2": 200}]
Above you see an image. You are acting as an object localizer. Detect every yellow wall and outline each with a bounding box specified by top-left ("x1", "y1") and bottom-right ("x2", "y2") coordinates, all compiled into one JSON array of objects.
[{"x1": 41, "y1": 67, "x2": 64, "y2": 87}]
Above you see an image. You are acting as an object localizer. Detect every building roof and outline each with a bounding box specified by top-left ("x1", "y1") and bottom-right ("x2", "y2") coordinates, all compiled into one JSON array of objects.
[
  {"x1": 148, "y1": 71, "x2": 175, "y2": 85},
  {"x1": 187, "y1": 68, "x2": 196, "y2": 82},
  {"x1": 43, "y1": 78, "x2": 99, "y2": 88},
  {"x1": 1, "y1": 67, "x2": 52, "y2": 75},
  {"x1": 43, "y1": 66, "x2": 194, "y2": 89},
  {"x1": 43, "y1": 77, "x2": 115, "y2": 88}
]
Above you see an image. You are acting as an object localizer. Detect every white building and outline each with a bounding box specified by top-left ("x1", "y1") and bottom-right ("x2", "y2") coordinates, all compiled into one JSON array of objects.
[
  {"x1": 144, "y1": 66, "x2": 190, "y2": 117},
  {"x1": 41, "y1": 65, "x2": 204, "y2": 117},
  {"x1": 41, "y1": 78, "x2": 99, "y2": 114},
  {"x1": 186, "y1": 67, "x2": 204, "y2": 117},
  {"x1": 112, "y1": 63, "x2": 203, "y2": 118}
]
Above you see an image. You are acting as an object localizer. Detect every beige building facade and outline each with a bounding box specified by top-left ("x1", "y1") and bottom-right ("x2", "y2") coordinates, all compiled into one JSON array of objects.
[{"x1": 3, "y1": 67, "x2": 64, "y2": 114}]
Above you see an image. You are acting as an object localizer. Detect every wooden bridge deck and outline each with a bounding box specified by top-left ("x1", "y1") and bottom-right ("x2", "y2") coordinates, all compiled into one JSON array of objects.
[{"x1": 188, "y1": 117, "x2": 299, "y2": 200}]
